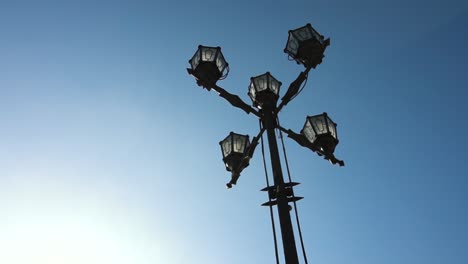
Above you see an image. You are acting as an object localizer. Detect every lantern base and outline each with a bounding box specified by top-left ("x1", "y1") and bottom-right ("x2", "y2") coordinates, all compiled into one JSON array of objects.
[
  {"x1": 226, "y1": 171, "x2": 240, "y2": 189},
  {"x1": 252, "y1": 90, "x2": 279, "y2": 109},
  {"x1": 314, "y1": 134, "x2": 338, "y2": 155},
  {"x1": 191, "y1": 62, "x2": 222, "y2": 88},
  {"x1": 223, "y1": 153, "x2": 249, "y2": 173},
  {"x1": 296, "y1": 38, "x2": 330, "y2": 68}
]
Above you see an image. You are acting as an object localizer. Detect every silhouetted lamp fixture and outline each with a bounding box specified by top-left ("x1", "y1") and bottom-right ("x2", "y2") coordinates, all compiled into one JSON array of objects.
[
  {"x1": 284, "y1": 23, "x2": 330, "y2": 68},
  {"x1": 301, "y1": 113, "x2": 339, "y2": 155},
  {"x1": 219, "y1": 132, "x2": 251, "y2": 188},
  {"x1": 187, "y1": 23, "x2": 345, "y2": 264},
  {"x1": 187, "y1": 45, "x2": 229, "y2": 89},
  {"x1": 248, "y1": 72, "x2": 282, "y2": 109}
]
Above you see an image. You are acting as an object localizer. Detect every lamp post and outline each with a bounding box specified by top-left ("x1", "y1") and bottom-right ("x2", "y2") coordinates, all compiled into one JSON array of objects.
[{"x1": 187, "y1": 23, "x2": 344, "y2": 264}]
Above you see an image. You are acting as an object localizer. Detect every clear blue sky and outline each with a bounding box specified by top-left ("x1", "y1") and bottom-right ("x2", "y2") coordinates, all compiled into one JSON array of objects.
[{"x1": 1, "y1": 0, "x2": 467, "y2": 263}]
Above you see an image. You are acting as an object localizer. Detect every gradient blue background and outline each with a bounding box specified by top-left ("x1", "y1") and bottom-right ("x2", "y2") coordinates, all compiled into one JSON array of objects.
[{"x1": 1, "y1": 0, "x2": 467, "y2": 263}]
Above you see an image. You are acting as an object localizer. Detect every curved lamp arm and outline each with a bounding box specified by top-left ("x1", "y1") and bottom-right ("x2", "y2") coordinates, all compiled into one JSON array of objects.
[
  {"x1": 277, "y1": 66, "x2": 312, "y2": 113},
  {"x1": 278, "y1": 126, "x2": 345, "y2": 166},
  {"x1": 210, "y1": 84, "x2": 260, "y2": 117}
]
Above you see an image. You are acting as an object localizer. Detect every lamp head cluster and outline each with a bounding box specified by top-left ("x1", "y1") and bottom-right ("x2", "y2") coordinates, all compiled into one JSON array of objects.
[{"x1": 187, "y1": 23, "x2": 343, "y2": 186}]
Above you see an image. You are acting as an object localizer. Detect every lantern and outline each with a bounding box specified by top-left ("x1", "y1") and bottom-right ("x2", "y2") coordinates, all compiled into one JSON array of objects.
[
  {"x1": 187, "y1": 45, "x2": 229, "y2": 88},
  {"x1": 248, "y1": 72, "x2": 282, "y2": 109},
  {"x1": 301, "y1": 113, "x2": 339, "y2": 154},
  {"x1": 284, "y1": 23, "x2": 330, "y2": 68},
  {"x1": 219, "y1": 132, "x2": 251, "y2": 186}
]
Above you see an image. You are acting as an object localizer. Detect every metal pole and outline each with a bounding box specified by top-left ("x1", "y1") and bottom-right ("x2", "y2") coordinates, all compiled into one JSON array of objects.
[{"x1": 262, "y1": 102, "x2": 299, "y2": 264}]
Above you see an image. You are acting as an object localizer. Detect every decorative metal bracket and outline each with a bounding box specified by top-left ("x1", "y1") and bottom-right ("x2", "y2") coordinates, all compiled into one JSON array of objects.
[
  {"x1": 211, "y1": 84, "x2": 260, "y2": 116},
  {"x1": 277, "y1": 66, "x2": 312, "y2": 113},
  {"x1": 261, "y1": 182, "x2": 303, "y2": 206},
  {"x1": 279, "y1": 126, "x2": 345, "y2": 166}
]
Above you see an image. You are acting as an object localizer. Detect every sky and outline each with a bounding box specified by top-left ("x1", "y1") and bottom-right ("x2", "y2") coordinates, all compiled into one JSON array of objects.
[{"x1": 1, "y1": 0, "x2": 467, "y2": 263}]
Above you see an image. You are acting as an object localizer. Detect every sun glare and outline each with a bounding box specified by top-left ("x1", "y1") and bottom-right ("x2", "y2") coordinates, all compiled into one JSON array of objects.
[{"x1": 0, "y1": 184, "x2": 165, "y2": 264}]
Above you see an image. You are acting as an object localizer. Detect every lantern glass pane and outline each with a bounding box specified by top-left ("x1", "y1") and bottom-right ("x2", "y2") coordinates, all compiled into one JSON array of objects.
[
  {"x1": 201, "y1": 47, "x2": 217, "y2": 62},
  {"x1": 294, "y1": 27, "x2": 313, "y2": 41},
  {"x1": 215, "y1": 51, "x2": 226, "y2": 72},
  {"x1": 221, "y1": 138, "x2": 232, "y2": 157},
  {"x1": 327, "y1": 116, "x2": 337, "y2": 139},
  {"x1": 311, "y1": 115, "x2": 328, "y2": 135},
  {"x1": 254, "y1": 75, "x2": 268, "y2": 92},
  {"x1": 190, "y1": 50, "x2": 201, "y2": 69},
  {"x1": 249, "y1": 82, "x2": 256, "y2": 99},
  {"x1": 303, "y1": 120, "x2": 316, "y2": 143},
  {"x1": 309, "y1": 26, "x2": 325, "y2": 44},
  {"x1": 233, "y1": 134, "x2": 247, "y2": 154},
  {"x1": 286, "y1": 32, "x2": 299, "y2": 55},
  {"x1": 269, "y1": 76, "x2": 280, "y2": 95}
]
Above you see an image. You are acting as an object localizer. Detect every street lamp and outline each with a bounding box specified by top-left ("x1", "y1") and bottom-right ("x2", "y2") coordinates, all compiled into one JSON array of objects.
[
  {"x1": 284, "y1": 23, "x2": 330, "y2": 68},
  {"x1": 187, "y1": 45, "x2": 229, "y2": 89},
  {"x1": 302, "y1": 113, "x2": 339, "y2": 155},
  {"x1": 219, "y1": 132, "x2": 251, "y2": 188},
  {"x1": 187, "y1": 23, "x2": 344, "y2": 264},
  {"x1": 248, "y1": 72, "x2": 282, "y2": 109}
]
